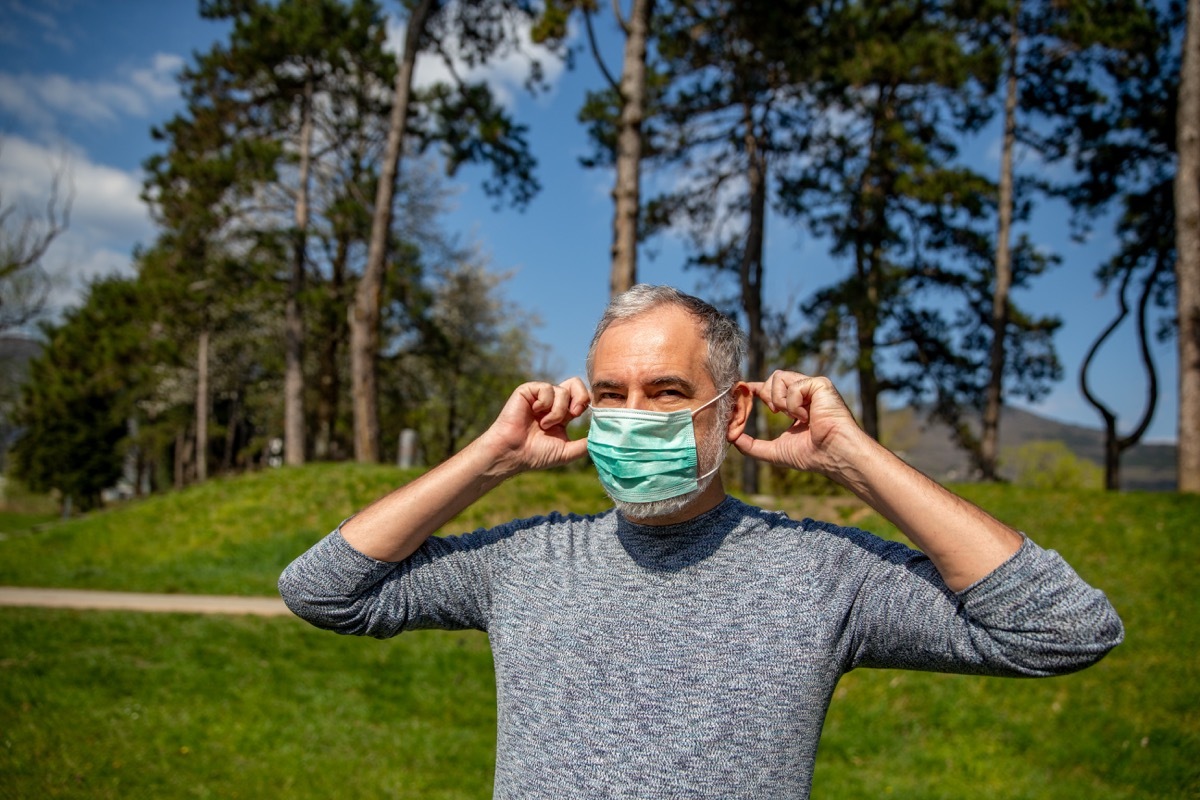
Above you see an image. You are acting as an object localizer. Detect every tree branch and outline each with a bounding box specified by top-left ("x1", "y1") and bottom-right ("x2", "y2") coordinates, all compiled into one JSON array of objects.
[{"x1": 585, "y1": 6, "x2": 621, "y2": 94}]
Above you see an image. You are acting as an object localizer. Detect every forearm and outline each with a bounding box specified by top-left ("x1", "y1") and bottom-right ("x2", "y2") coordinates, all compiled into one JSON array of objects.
[
  {"x1": 340, "y1": 434, "x2": 513, "y2": 562},
  {"x1": 826, "y1": 429, "x2": 1023, "y2": 592}
]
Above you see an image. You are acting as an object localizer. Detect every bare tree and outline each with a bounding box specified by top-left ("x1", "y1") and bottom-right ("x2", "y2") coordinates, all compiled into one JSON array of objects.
[{"x1": 0, "y1": 144, "x2": 72, "y2": 333}]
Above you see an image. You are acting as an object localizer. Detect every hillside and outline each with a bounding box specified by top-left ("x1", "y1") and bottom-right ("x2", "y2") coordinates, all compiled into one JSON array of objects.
[{"x1": 886, "y1": 405, "x2": 1177, "y2": 490}]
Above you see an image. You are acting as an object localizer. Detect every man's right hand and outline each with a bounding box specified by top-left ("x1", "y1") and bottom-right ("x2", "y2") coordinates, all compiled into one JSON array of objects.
[
  {"x1": 479, "y1": 378, "x2": 592, "y2": 477},
  {"x1": 340, "y1": 377, "x2": 590, "y2": 562}
]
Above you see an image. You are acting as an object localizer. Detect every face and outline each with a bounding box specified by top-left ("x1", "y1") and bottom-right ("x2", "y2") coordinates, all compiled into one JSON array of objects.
[{"x1": 589, "y1": 305, "x2": 730, "y2": 523}]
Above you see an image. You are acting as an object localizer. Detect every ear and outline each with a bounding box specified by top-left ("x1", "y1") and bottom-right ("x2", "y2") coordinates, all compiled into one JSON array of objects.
[{"x1": 725, "y1": 382, "x2": 754, "y2": 442}]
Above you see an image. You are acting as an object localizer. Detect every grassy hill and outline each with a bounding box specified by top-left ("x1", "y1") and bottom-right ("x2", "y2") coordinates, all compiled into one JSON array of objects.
[{"x1": 1, "y1": 464, "x2": 1197, "y2": 798}]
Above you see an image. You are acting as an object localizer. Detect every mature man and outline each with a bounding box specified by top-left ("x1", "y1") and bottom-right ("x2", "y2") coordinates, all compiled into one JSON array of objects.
[{"x1": 280, "y1": 285, "x2": 1122, "y2": 799}]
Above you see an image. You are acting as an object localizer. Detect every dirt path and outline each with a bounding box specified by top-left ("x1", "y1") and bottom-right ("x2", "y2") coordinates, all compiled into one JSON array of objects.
[{"x1": 0, "y1": 587, "x2": 292, "y2": 617}]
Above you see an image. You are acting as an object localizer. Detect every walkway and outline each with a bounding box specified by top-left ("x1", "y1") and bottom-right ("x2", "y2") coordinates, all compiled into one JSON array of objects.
[{"x1": 0, "y1": 586, "x2": 291, "y2": 617}]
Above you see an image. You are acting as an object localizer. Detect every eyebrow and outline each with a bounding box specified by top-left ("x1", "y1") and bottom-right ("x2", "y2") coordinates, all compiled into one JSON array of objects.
[{"x1": 591, "y1": 376, "x2": 698, "y2": 394}]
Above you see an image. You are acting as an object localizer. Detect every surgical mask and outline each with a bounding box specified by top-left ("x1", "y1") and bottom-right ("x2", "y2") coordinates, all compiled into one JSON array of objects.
[{"x1": 587, "y1": 388, "x2": 731, "y2": 503}]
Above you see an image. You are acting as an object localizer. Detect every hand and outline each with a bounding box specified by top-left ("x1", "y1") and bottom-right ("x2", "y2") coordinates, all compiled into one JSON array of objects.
[
  {"x1": 733, "y1": 371, "x2": 863, "y2": 476},
  {"x1": 480, "y1": 378, "x2": 591, "y2": 476}
]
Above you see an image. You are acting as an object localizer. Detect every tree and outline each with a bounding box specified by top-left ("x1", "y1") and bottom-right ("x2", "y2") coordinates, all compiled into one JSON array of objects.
[
  {"x1": 640, "y1": 0, "x2": 828, "y2": 493},
  {"x1": 0, "y1": 142, "x2": 71, "y2": 333},
  {"x1": 536, "y1": 0, "x2": 656, "y2": 296},
  {"x1": 1080, "y1": 232, "x2": 1170, "y2": 489},
  {"x1": 779, "y1": 0, "x2": 1002, "y2": 443},
  {"x1": 1177, "y1": 0, "x2": 1199, "y2": 492},
  {"x1": 406, "y1": 256, "x2": 541, "y2": 462},
  {"x1": 1044, "y1": 0, "x2": 1179, "y2": 489},
  {"x1": 352, "y1": 0, "x2": 549, "y2": 463},
  {"x1": 192, "y1": 0, "x2": 398, "y2": 467},
  {"x1": 982, "y1": 0, "x2": 1022, "y2": 481},
  {"x1": 10, "y1": 277, "x2": 155, "y2": 512},
  {"x1": 976, "y1": 0, "x2": 1134, "y2": 480}
]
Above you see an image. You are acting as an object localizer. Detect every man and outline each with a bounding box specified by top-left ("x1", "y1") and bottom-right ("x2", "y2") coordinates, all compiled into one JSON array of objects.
[{"x1": 280, "y1": 285, "x2": 1122, "y2": 799}]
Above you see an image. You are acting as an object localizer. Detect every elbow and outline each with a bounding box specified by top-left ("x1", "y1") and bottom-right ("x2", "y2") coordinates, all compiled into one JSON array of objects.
[
  {"x1": 277, "y1": 564, "x2": 398, "y2": 638},
  {"x1": 994, "y1": 600, "x2": 1125, "y2": 678}
]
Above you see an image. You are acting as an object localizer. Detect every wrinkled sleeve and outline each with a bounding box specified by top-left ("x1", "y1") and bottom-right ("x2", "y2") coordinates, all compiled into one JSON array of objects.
[
  {"x1": 277, "y1": 522, "x2": 507, "y2": 639},
  {"x1": 843, "y1": 534, "x2": 1124, "y2": 677}
]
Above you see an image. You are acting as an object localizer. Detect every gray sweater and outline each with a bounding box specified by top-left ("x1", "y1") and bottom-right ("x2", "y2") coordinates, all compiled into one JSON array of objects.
[{"x1": 279, "y1": 496, "x2": 1123, "y2": 799}]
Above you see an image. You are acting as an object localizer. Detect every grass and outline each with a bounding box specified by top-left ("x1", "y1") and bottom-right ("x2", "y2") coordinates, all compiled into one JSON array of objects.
[
  {"x1": 1, "y1": 611, "x2": 496, "y2": 799},
  {"x1": 1, "y1": 464, "x2": 1197, "y2": 798}
]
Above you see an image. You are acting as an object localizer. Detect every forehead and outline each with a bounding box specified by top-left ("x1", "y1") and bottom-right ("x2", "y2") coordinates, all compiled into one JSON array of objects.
[{"x1": 591, "y1": 305, "x2": 712, "y2": 386}]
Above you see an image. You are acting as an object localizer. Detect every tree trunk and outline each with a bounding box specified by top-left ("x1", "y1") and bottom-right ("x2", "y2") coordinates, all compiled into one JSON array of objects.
[
  {"x1": 982, "y1": 3, "x2": 1021, "y2": 482},
  {"x1": 1177, "y1": 0, "x2": 1200, "y2": 492},
  {"x1": 740, "y1": 107, "x2": 766, "y2": 495},
  {"x1": 609, "y1": 0, "x2": 653, "y2": 298},
  {"x1": 351, "y1": 0, "x2": 435, "y2": 463},
  {"x1": 314, "y1": 238, "x2": 347, "y2": 461},
  {"x1": 285, "y1": 76, "x2": 314, "y2": 467},
  {"x1": 195, "y1": 328, "x2": 209, "y2": 482}
]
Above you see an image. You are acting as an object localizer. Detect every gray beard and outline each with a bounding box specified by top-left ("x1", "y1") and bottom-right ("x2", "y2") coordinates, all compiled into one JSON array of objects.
[{"x1": 609, "y1": 413, "x2": 730, "y2": 522}]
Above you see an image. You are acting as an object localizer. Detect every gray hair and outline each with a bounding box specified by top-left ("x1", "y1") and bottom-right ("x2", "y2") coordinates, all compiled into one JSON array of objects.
[{"x1": 586, "y1": 285, "x2": 746, "y2": 396}]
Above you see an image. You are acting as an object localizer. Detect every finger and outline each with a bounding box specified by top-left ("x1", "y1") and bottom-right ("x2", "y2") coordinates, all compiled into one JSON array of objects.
[
  {"x1": 560, "y1": 376, "x2": 591, "y2": 416},
  {"x1": 519, "y1": 382, "x2": 555, "y2": 415},
  {"x1": 733, "y1": 432, "x2": 778, "y2": 465},
  {"x1": 742, "y1": 380, "x2": 767, "y2": 408},
  {"x1": 769, "y1": 371, "x2": 798, "y2": 414},
  {"x1": 540, "y1": 385, "x2": 576, "y2": 430},
  {"x1": 560, "y1": 437, "x2": 590, "y2": 462}
]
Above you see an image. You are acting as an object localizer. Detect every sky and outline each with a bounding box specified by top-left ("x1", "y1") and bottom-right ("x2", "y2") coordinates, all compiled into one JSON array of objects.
[{"x1": 0, "y1": 0, "x2": 1180, "y2": 443}]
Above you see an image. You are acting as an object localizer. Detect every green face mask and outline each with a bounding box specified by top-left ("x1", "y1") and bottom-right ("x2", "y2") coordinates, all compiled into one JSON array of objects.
[{"x1": 586, "y1": 388, "x2": 730, "y2": 503}]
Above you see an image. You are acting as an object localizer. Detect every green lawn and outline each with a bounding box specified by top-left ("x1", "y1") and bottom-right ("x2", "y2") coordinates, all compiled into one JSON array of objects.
[{"x1": 1, "y1": 465, "x2": 1197, "y2": 797}]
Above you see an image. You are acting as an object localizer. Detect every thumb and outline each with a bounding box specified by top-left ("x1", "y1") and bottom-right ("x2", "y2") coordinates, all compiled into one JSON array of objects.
[
  {"x1": 561, "y1": 437, "x2": 590, "y2": 463},
  {"x1": 733, "y1": 432, "x2": 772, "y2": 462}
]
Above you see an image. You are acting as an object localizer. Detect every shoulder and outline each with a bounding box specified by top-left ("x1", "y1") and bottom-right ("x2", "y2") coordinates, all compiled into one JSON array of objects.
[
  {"x1": 730, "y1": 498, "x2": 923, "y2": 568},
  {"x1": 431, "y1": 508, "x2": 618, "y2": 555}
]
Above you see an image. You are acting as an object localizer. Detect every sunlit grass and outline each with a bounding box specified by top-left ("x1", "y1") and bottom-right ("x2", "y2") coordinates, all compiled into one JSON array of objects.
[
  {"x1": 0, "y1": 610, "x2": 495, "y2": 799},
  {"x1": 0, "y1": 464, "x2": 1196, "y2": 797}
]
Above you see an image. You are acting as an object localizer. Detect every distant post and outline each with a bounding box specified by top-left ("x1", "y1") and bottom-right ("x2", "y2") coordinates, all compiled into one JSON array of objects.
[{"x1": 398, "y1": 429, "x2": 418, "y2": 469}]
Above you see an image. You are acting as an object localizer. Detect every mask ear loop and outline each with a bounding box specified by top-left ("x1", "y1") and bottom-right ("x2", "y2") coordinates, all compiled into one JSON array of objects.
[{"x1": 693, "y1": 385, "x2": 736, "y2": 481}]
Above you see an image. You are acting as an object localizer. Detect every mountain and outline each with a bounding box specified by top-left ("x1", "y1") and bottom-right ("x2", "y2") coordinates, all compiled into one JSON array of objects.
[{"x1": 884, "y1": 405, "x2": 1177, "y2": 491}]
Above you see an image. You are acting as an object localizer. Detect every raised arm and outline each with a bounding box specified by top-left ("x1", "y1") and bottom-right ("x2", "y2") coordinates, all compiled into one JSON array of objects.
[
  {"x1": 341, "y1": 378, "x2": 591, "y2": 562},
  {"x1": 732, "y1": 371, "x2": 1023, "y2": 592}
]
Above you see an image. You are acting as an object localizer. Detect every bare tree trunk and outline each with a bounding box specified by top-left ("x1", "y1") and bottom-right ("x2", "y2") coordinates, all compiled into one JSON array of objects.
[
  {"x1": 609, "y1": 0, "x2": 653, "y2": 297},
  {"x1": 1177, "y1": 0, "x2": 1200, "y2": 492},
  {"x1": 351, "y1": 0, "x2": 434, "y2": 463},
  {"x1": 982, "y1": 3, "x2": 1021, "y2": 482},
  {"x1": 285, "y1": 77, "x2": 315, "y2": 467},
  {"x1": 740, "y1": 107, "x2": 766, "y2": 495},
  {"x1": 1080, "y1": 261, "x2": 1162, "y2": 490},
  {"x1": 195, "y1": 328, "x2": 209, "y2": 482}
]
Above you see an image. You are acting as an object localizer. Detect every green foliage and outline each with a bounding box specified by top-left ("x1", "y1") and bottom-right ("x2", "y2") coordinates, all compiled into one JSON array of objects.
[
  {"x1": 1002, "y1": 440, "x2": 1104, "y2": 490},
  {"x1": 0, "y1": 468, "x2": 1196, "y2": 797},
  {"x1": 9, "y1": 277, "x2": 158, "y2": 511}
]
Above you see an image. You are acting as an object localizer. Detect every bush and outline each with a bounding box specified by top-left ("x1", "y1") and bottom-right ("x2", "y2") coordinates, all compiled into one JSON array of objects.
[{"x1": 1003, "y1": 440, "x2": 1103, "y2": 490}]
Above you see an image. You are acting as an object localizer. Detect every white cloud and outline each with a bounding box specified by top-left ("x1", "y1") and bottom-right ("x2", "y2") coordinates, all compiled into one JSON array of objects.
[
  {"x1": 0, "y1": 52, "x2": 181, "y2": 131},
  {"x1": 385, "y1": 4, "x2": 569, "y2": 111},
  {"x1": 1, "y1": 135, "x2": 151, "y2": 313}
]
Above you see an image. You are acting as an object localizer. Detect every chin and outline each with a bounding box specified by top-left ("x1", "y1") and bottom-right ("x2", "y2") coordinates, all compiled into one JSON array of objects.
[{"x1": 610, "y1": 477, "x2": 715, "y2": 522}]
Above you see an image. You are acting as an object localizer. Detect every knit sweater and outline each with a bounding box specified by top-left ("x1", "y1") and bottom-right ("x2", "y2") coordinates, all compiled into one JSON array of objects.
[{"x1": 278, "y1": 496, "x2": 1123, "y2": 799}]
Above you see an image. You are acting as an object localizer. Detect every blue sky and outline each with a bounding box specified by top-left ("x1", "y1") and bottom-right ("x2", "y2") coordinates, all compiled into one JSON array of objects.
[{"x1": 0, "y1": 0, "x2": 1179, "y2": 443}]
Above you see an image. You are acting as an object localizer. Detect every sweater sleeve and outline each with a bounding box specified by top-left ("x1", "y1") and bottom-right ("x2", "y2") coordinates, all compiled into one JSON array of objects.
[
  {"x1": 277, "y1": 522, "x2": 507, "y2": 639},
  {"x1": 843, "y1": 534, "x2": 1124, "y2": 677}
]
